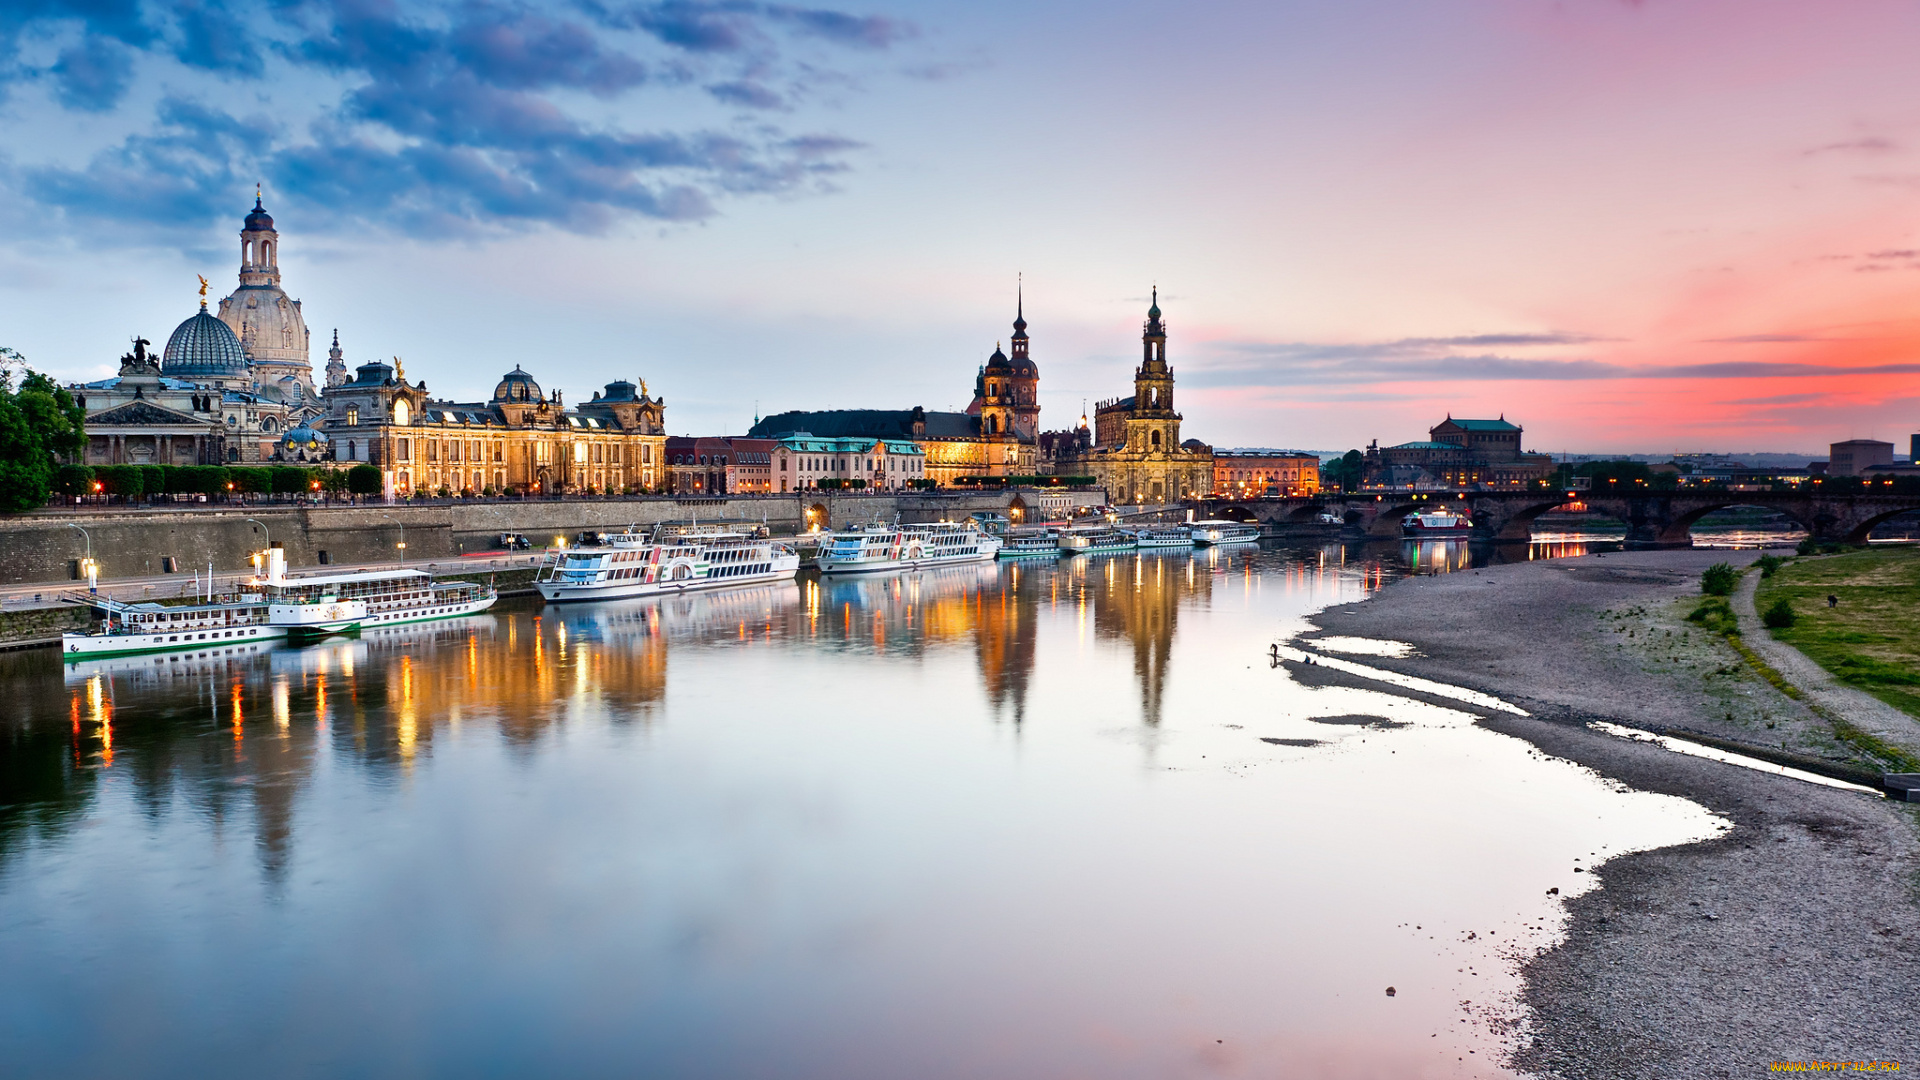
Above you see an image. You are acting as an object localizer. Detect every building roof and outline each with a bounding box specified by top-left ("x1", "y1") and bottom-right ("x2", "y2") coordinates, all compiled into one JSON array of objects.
[
  {"x1": 163, "y1": 307, "x2": 249, "y2": 379},
  {"x1": 749, "y1": 408, "x2": 981, "y2": 441},
  {"x1": 1439, "y1": 417, "x2": 1521, "y2": 432},
  {"x1": 1390, "y1": 441, "x2": 1459, "y2": 450}
]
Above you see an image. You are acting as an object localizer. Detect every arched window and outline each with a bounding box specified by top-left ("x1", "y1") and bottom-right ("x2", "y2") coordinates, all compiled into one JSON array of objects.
[{"x1": 1150, "y1": 430, "x2": 1162, "y2": 449}]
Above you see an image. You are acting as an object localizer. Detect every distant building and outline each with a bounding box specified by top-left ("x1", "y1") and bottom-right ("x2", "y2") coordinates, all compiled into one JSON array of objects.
[
  {"x1": 771, "y1": 434, "x2": 925, "y2": 491},
  {"x1": 749, "y1": 297, "x2": 1038, "y2": 484},
  {"x1": 1365, "y1": 416, "x2": 1554, "y2": 489},
  {"x1": 665, "y1": 437, "x2": 775, "y2": 494},
  {"x1": 324, "y1": 363, "x2": 666, "y2": 497},
  {"x1": 1212, "y1": 449, "x2": 1320, "y2": 497},
  {"x1": 1830, "y1": 439, "x2": 1895, "y2": 476},
  {"x1": 1052, "y1": 290, "x2": 1214, "y2": 503}
]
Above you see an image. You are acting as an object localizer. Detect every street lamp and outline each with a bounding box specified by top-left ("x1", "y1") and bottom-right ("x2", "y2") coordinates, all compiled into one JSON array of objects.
[{"x1": 65, "y1": 523, "x2": 96, "y2": 595}]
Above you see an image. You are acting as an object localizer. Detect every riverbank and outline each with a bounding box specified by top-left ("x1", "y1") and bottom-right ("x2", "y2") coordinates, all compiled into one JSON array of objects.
[
  {"x1": 1296, "y1": 548, "x2": 1920, "y2": 1076},
  {"x1": 1756, "y1": 545, "x2": 1920, "y2": 723}
]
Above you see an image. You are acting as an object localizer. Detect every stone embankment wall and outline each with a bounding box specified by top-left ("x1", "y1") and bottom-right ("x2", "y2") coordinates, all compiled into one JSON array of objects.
[
  {"x1": 0, "y1": 491, "x2": 1098, "y2": 585},
  {"x1": 0, "y1": 605, "x2": 90, "y2": 646}
]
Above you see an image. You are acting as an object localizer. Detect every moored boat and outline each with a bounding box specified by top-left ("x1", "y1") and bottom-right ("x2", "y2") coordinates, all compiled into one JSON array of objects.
[
  {"x1": 1056, "y1": 526, "x2": 1138, "y2": 555},
  {"x1": 536, "y1": 525, "x2": 800, "y2": 602},
  {"x1": 997, "y1": 528, "x2": 1062, "y2": 559},
  {"x1": 1402, "y1": 510, "x2": 1473, "y2": 535},
  {"x1": 816, "y1": 521, "x2": 1001, "y2": 574},
  {"x1": 1189, "y1": 520, "x2": 1261, "y2": 546},
  {"x1": 1131, "y1": 524, "x2": 1194, "y2": 549}
]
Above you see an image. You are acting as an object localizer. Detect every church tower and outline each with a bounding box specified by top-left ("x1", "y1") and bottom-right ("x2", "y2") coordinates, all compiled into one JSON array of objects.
[
  {"x1": 1125, "y1": 288, "x2": 1181, "y2": 454},
  {"x1": 1006, "y1": 282, "x2": 1041, "y2": 441},
  {"x1": 977, "y1": 343, "x2": 1016, "y2": 437},
  {"x1": 216, "y1": 192, "x2": 313, "y2": 392},
  {"x1": 324, "y1": 329, "x2": 348, "y2": 388}
]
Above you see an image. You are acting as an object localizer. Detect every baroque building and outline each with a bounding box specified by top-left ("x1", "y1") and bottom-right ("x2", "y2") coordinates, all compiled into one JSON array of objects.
[
  {"x1": 1363, "y1": 416, "x2": 1554, "y2": 489},
  {"x1": 748, "y1": 295, "x2": 1039, "y2": 484},
  {"x1": 216, "y1": 194, "x2": 313, "y2": 396},
  {"x1": 323, "y1": 361, "x2": 667, "y2": 497},
  {"x1": 1053, "y1": 290, "x2": 1213, "y2": 502}
]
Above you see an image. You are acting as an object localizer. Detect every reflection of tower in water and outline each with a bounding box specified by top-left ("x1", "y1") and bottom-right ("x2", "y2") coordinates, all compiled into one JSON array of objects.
[
  {"x1": 973, "y1": 564, "x2": 1039, "y2": 724},
  {"x1": 1085, "y1": 553, "x2": 1213, "y2": 725}
]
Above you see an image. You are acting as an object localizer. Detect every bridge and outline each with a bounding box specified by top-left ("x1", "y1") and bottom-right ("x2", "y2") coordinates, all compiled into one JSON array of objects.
[{"x1": 1184, "y1": 489, "x2": 1920, "y2": 547}]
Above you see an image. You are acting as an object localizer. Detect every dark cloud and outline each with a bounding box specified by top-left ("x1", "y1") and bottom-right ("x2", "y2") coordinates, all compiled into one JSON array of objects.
[
  {"x1": 1702, "y1": 334, "x2": 1827, "y2": 344},
  {"x1": 1725, "y1": 394, "x2": 1826, "y2": 406},
  {"x1": 1190, "y1": 334, "x2": 1920, "y2": 389},
  {"x1": 707, "y1": 79, "x2": 784, "y2": 108},
  {"x1": 3, "y1": 0, "x2": 907, "y2": 236},
  {"x1": 49, "y1": 34, "x2": 133, "y2": 111},
  {"x1": 1804, "y1": 136, "x2": 1897, "y2": 156}
]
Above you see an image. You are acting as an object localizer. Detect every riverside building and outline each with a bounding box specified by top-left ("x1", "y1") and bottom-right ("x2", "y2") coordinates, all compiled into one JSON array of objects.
[
  {"x1": 1363, "y1": 416, "x2": 1555, "y2": 489},
  {"x1": 323, "y1": 363, "x2": 667, "y2": 497},
  {"x1": 1212, "y1": 449, "x2": 1321, "y2": 497}
]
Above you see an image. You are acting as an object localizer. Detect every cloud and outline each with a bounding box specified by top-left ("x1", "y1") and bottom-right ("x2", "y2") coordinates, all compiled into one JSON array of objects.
[
  {"x1": 1804, "y1": 137, "x2": 1897, "y2": 156},
  {"x1": 1701, "y1": 334, "x2": 1828, "y2": 344},
  {"x1": 1, "y1": 0, "x2": 911, "y2": 238},
  {"x1": 1855, "y1": 173, "x2": 1920, "y2": 190},
  {"x1": 1725, "y1": 393, "x2": 1826, "y2": 406},
  {"x1": 50, "y1": 34, "x2": 135, "y2": 111},
  {"x1": 1189, "y1": 333, "x2": 1920, "y2": 389}
]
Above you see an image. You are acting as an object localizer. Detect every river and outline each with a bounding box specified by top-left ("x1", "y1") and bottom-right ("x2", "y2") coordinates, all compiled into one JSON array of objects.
[{"x1": 0, "y1": 540, "x2": 1726, "y2": 1078}]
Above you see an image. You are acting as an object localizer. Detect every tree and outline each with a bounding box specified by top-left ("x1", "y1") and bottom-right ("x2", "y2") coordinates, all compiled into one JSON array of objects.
[
  {"x1": 271, "y1": 467, "x2": 310, "y2": 495},
  {"x1": 347, "y1": 464, "x2": 383, "y2": 496},
  {"x1": 0, "y1": 348, "x2": 87, "y2": 512},
  {"x1": 231, "y1": 466, "x2": 273, "y2": 496},
  {"x1": 1321, "y1": 449, "x2": 1364, "y2": 493}
]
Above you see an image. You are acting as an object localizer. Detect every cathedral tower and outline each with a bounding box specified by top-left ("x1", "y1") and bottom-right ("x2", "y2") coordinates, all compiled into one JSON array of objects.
[
  {"x1": 1125, "y1": 288, "x2": 1181, "y2": 454},
  {"x1": 1006, "y1": 283, "x2": 1041, "y2": 440}
]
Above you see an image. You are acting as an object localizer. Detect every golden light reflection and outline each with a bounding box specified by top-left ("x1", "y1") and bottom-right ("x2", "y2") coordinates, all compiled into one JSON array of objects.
[{"x1": 273, "y1": 678, "x2": 291, "y2": 730}]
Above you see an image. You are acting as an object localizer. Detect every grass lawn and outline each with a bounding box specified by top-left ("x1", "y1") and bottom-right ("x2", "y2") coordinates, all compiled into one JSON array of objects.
[{"x1": 1756, "y1": 545, "x2": 1920, "y2": 720}]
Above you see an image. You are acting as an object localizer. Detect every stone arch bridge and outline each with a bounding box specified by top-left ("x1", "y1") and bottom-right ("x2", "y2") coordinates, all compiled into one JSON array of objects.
[{"x1": 1186, "y1": 490, "x2": 1920, "y2": 547}]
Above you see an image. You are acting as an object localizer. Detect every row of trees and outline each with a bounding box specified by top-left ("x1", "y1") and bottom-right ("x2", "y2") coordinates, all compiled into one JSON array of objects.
[{"x1": 56, "y1": 464, "x2": 385, "y2": 500}]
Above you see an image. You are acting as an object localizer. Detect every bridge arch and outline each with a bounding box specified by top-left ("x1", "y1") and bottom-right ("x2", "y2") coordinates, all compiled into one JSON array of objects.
[
  {"x1": 1656, "y1": 499, "x2": 1817, "y2": 546},
  {"x1": 1212, "y1": 504, "x2": 1258, "y2": 523},
  {"x1": 1365, "y1": 500, "x2": 1431, "y2": 537},
  {"x1": 1846, "y1": 504, "x2": 1920, "y2": 543},
  {"x1": 1474, "y1": 496, "x2": 1589, "y2": 542}
]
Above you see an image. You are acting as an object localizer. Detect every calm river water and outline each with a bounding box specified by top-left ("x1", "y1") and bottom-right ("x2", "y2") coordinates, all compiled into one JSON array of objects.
[{"x1": 0, "y1": 540, "x2": 1724, "y2": 1079}]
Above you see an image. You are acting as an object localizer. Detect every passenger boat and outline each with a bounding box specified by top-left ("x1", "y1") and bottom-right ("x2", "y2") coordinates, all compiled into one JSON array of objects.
[
  {"x1": 60, "y1": 543, "x2": 495, "y2": 661},
  {"x1": 1056, "y1": 526, "x2": 1138, "y2": 555},
  {"x1": 815, "y1": 521, "x2": 1002, "y2": 574},
  {"x1": 1402, "y1": 510, "x2": 1473, "y2": 535},
  {"x1": 1131, "y1": 525, "x2": 1194, "y2": 549},
  {"x1": 997, "y1": 528, "x2": 1062, "y2": 559},
  {"x1": 1189, "y1": 520, "x2": 1262, "y2": 546},
  {"x1": 535, "y1": 524, "x2": 800, "y2": 602}
]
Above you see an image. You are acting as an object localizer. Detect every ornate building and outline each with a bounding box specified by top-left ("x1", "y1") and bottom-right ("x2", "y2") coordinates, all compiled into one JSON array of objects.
[
  {"x1": 1054, "y1": 290, "x2": 1213, "y2": 502},
  {"x1": 323, "y1": 361, "x2": 667, "y2": 497},
  {"x1": 216, "y1": 194, "x2": 313, "y2": 395},
  {"x1": 1363, "y1": 416, "x2": 1554, "y2": 489},
  {"x1": 748, "y1": 295, "x2": 1040, "y2": 484}
]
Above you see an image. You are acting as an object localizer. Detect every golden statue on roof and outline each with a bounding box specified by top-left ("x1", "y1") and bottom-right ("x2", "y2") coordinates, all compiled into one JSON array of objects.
[
  {"x1": 197, "y1": 274, "x2": 209, "y2": 304},
  {"x1": 639, "y1": 377, "x2": 649, "y2": 398},
  {"x1": 393, "y1": 356, "x2": 406, "y2": 381}
]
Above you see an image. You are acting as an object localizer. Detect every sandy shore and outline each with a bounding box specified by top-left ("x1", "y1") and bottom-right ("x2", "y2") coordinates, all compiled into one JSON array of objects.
[{"x1": 1297, "y1": 548, "x2": 1920, "y2": 1077}]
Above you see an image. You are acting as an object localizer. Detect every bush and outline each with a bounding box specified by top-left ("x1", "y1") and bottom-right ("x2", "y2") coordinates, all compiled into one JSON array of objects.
[
  {"x1": 95, "y1": 464, "x2": 144, "y2": 498},
  {"x1": 1761, "y1": 597, "x2": 1797, "y2": 629},
  {"x1": 54, "y1": 464, "x2": 94, "y2": 496},
  {"x1": 1700, "y1": 562, "x2": 1738, "y2": 596},
  {"x1": 1754, "y1": 554, "x2": 1784, "y2": 578},
  {"x1": 346, "y1": 464, "x2": 383, "y2": 496}
]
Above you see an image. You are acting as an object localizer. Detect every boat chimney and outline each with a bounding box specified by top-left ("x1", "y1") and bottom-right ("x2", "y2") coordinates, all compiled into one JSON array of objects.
[{"x1": 267, "y1": 541, "x2": 287, "y2": 585}]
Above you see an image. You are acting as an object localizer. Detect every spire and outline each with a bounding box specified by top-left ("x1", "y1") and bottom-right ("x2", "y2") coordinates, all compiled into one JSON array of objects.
[{"x1": 1147, "y1": 284, "x2": 1160, "y2": 320}]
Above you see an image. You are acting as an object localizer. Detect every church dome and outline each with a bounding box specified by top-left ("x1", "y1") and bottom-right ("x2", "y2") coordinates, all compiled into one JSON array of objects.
[
  {"x1": 245, "y1": 196, "x2": 274, "y2": 231},
  {"x1": 983, "y1": 344, "x2": 1013, "y2": 373},
  {"x1": 493, "y1": 365, "x2": 542, "y2": 403},
  {"x1": 163, "y1": 307, "x2": 249, "y2": 379}
]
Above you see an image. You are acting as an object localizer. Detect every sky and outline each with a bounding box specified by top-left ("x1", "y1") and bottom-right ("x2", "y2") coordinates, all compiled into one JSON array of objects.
[{"x1": 3, "y1": 0, "x2": 1920, "y2": 456}]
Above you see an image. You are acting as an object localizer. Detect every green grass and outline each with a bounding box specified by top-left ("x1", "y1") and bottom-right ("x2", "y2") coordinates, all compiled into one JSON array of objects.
[{"x1": 1756, "y1": 545, "x2": 1920, "y2": 721}]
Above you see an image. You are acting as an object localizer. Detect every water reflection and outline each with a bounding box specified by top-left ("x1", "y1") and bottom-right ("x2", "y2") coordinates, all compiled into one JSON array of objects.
[{"x1": 0, "y1": 541, "x2": 1726, "y2": 1079}]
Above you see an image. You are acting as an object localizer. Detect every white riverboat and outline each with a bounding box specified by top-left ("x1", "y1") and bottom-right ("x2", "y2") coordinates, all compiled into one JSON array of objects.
[
  {"x1": 1402, "y1": 510, "x2": 1473, "y2": 536},
  {"x1": 59, "y1": 543, "x2": 496, "y2": 661},
  {"x1": 815, "y1": 522, "x2": 1002, "y2": 575},
  {"x1": 997, "y1": 528, "x2": 1062, "y2": 559},
  {"x1": 1056, "y1": 526, "x2": 1138, "y2": 555},
  {"x1": 535, "y1": 525, "x2": 800, "y2": 602},
  {"x1": 1189, "y1": 520, "x2": 1262, "y2": 547},
  {"x1": 1131, "y1": 524, "x2": 1194, "y2": 549}
]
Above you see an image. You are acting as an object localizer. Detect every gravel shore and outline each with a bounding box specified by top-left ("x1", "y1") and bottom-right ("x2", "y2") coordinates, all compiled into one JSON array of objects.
[{"x1": 1298, "y1": 548, "x2": 1920, "y2": 1077}]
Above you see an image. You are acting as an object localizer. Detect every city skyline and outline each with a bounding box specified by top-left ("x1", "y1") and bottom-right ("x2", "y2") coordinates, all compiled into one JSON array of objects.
[{"x1": 3, "y1": 0, "x2": 1919, "y2": 454}]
